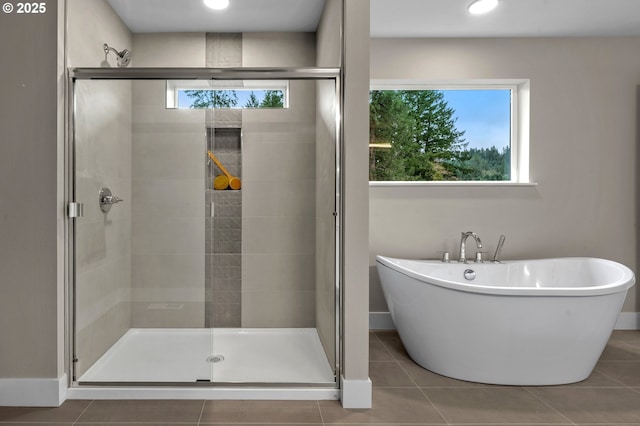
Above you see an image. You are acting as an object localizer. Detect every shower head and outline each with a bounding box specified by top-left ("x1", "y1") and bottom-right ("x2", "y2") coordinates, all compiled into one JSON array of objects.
[{"x1": 103, "y1": 43, "x2": 132, "y2": 68}]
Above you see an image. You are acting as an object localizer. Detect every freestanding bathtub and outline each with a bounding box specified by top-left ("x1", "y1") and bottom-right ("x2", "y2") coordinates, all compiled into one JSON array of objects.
[{"x1": 376, "y1": 255, "x2": 635, "y2": 385}]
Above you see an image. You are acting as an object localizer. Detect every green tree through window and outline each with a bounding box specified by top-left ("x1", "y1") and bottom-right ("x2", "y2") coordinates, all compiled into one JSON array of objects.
[
  {"x1": 185, "y1": 89, "x2": 238, "y2": 108},
  {"x1": 182, "y1": 89, "x2": 285, "y2": 109},
  {"x1": 369, "y1": 90, "x2": 510, "y2": 181}
]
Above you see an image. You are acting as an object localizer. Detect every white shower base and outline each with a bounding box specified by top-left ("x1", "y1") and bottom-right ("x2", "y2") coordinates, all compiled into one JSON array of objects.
[{"x1": 78, "y1": 328, "x2": 335, "y2": 384}]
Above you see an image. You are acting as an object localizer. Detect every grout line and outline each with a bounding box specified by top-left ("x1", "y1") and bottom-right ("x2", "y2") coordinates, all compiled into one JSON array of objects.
[
  {"x1": 593, "y1": 365, "x2": 636, "y2": 388},
  {"x1": 197, "y1": 399, "x2": 206, "y2": 425},
  {"x1": 369, "y1": 330, "x2": 383, "y2": 342},
  {"x1": 376, "y1": 337, "x2": 410, "y2": 363},
  {"x1": 396, "y1": 360, "x2": 419, "y2": 389},
  {"x1": 316, "y1": 399, "x2": 325, "y2": 425},
  {"x1": 72, "y1": 399, "x2": 94, "y2": 425},
  {"x1": 397, "y1": 361, "x2": 451, "y2": 425},
  {"x1": 449, "y1": 422, "x2": 576, "y2": 426},
  {"x1": 521, "y1": 386, "x2": 577, "y2": 426},
  {"x1": 417, "y1": 386, "x2": 451, "y2": 425}
]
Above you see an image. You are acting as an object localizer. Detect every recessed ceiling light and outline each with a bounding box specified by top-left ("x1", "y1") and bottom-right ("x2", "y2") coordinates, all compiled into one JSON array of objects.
[
  {"x1": 468, "y1": 0, "x2": 499, "y2": 15},
  {"x1": 204, "y1": 0, "x2": 229, "y2": 10}
]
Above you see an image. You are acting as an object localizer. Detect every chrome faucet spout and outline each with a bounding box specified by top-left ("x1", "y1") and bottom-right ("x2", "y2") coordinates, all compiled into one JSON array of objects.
[{"x1": 459, "y1": 231, "x2": 482, "y2": 263}]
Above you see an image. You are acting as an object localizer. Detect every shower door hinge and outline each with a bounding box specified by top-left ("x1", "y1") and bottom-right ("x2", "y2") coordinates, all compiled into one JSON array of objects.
[
  {"x1": 72, "y1": 357, "x2": 78, "y2": 382},
  {"x1": 67, "y1": 202, "x2": 84, "y2": 218}
]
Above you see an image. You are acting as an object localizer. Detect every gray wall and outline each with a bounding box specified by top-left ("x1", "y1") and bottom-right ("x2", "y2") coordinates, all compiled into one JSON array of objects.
[
  {"x1": 0, "y1": 0, "x2": 60, "y2": 378},
  {"x1": 369, "y1": 37, "x2": 640, "y2": 314},
  {"x1": 67, "y1": 0, "x2": 133, "y2": 377},
  {"x1": 341, "y1": 0, "x2": 371, "y2": 386}
]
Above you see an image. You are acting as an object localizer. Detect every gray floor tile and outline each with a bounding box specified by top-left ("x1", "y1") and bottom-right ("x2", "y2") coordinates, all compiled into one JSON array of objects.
[
  {"x1": 561, "y1": 366, "x2": 629, "y2": 387},
  {"x1": 376, "y1": 332, "x2": 412, "y2": 362},
  {"x1": 400, "y1": 362, "x2": 488, "y2": 388},
  {"x1": 609, "y1": 330, "x2": 640, "y2": 344},
  {"x1": 0, "y1": 400, "x2": 90, "y2": 423},
  {"x1": 529, "y1": 387, "x2": 640, "y2": 424},
  {"x1": 199, "y1": 400, "x2": 322, "y2": 423},
  {"x1": 599, "y1": 339, "x2": 640, "y2": 361},
  {"x1": 573, "y1": 424, "x2": 640, "y2": 426},
  {"x1": 319, "y1": 388, "x2": 446, "y2": 424},
  {"x1": 75, "y1": 423, "x2": 197, "y2": 426},
  {"x1": 596, "y1": 361, "x2": 640, "y2": 386},
  {"x1": 201, "y1": 424, "x2": 321, "y2": 426},
  {"x1": 0, "y1": 423, "x2": 73, "y2": 426},
  {"x1": 370, "y1": 339, "x2": 396, "y2": 361},
  {"x1": 75, "y1": 400, "x2": 203, "y2": 423},
  {"x1": 370, "y1": 361, "x2": 416, "y2": 388},
  {"x1": 423, "y1": 387, "x2": 571, "y2": 424}
]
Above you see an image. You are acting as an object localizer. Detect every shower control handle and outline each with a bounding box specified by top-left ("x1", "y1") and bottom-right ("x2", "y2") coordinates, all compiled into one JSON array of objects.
[
  {"x1": 99, "y1": 187, "x2": 124, "y2": 213},
  {"x1": 103, "y1": 195, "x2": 123, "y2": 204}
]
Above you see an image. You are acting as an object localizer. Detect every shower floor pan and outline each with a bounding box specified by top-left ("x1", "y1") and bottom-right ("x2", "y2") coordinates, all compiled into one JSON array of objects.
[{"x1": 78, "y1": 328, "x2": 335, "y2": 384}]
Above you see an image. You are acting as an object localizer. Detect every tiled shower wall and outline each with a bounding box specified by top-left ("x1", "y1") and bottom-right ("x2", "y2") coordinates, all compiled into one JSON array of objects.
[
  {"x1": 205, "y1": 34, "x2": 243, "y2": 327},
  {"x1": 241, "y1": 33, "x2": 318, "y2": 327},
  {"x1": 131, "y1": 80, "x2": 206, "y2": 328},
  {"x1": 74, "y1": 79, "x2": 132, "y2": 378}
]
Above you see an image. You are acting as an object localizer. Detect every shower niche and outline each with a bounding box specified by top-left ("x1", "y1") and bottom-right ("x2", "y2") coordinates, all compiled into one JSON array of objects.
[
  {"x1": 69, "y1": 71, "x2": 339, "y2": 388},
  {"x1": 206, "y1": 127, "x2": 242, "y2": 328}
]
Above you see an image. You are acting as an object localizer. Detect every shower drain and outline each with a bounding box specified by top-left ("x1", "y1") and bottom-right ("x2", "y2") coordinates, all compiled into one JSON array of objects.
[{"x1": 206, "y1": 355, "x2": 225, "y2": 363}]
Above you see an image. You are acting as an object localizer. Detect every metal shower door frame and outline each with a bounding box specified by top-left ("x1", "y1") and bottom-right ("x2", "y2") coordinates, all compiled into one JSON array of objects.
[{"x1": 65, "y1": 67, "x2": 343, "y2": 388}]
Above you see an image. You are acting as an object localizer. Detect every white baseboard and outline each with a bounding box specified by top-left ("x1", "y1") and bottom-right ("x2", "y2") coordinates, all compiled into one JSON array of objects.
[
  {"x1": 340, "y1": 375, "x2": 372, "y2": 409},
  {"x1": 615, "y1": 312, "x2": 640, "y2": 330},
  {"x1": 369, "y1": 312, "x2": 395, "y2": 330},
  {"x1": 371, "y1": 312, "x2": 640, "y2": 331},
  {"x1": 0, "y1": 375, "x2": 67, "y2": 407}
]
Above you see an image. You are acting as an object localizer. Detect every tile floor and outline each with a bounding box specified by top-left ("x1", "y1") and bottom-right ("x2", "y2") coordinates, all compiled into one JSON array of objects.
[{"x1": 1, "y1": 329, "x2": 639, "y2": 425}]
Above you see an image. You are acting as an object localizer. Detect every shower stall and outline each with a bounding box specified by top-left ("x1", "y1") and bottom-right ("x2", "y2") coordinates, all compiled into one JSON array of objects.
[{"x1": 67, "y1": 68, "x2": 341, "y2": 393}]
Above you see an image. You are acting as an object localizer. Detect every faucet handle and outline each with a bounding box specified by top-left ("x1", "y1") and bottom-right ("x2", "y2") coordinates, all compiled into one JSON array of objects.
[
  {"x1": 474, "y1": 251, "x2": 486, "y2": 263},
  {"x1": 436, "y1": 251, "x2": 450, "y2": 263}
]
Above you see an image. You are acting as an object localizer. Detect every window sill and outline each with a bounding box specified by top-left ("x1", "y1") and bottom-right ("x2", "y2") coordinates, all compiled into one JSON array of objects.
[{"x1": 369, "y1": 181, "x2": 538, "y2": 187}]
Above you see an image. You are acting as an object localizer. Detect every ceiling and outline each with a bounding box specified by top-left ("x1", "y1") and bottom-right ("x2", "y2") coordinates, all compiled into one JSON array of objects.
[
  {"x1": 107, "y1": 0, "x2": 640, "y2": 37},
  {"x1": 371, "y1": 0, "x2": 640, "y2": 38},
  {"x1": 107, "y1": 0, "x2": 326, "y2": 33}
]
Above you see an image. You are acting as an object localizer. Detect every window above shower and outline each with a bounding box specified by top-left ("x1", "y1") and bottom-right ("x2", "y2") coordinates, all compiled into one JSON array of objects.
[{"x1": 166, "y1": 80, "x2": 289, "y2": 109}]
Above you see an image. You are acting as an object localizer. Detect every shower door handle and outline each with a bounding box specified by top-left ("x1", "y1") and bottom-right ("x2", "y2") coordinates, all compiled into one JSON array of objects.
[{"x1": 99, "y1": 187, "x2": 124, "y2": 213}]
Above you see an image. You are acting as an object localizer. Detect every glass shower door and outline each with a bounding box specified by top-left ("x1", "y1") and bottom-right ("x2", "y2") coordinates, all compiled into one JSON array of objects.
[{"x1": 73, "y1": 78, "x2": 212, "y2": 383}]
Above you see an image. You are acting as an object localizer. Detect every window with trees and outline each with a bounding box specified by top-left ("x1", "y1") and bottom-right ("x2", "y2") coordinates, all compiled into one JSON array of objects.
[
  {"x1": 166, "y1": 80, "x2": 289, "y2": 109},
  {"x1": 369, "y1": 82, "x2": 527, "y2": 183}
]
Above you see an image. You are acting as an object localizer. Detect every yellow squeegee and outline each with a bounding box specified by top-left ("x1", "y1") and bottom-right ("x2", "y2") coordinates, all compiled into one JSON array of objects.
[{"x1": 207, "y1": 151, "x2": 241, "y2": 190}]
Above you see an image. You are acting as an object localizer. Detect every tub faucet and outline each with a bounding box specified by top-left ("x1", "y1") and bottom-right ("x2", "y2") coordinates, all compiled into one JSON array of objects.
[{"x1": 459, "y1": 231, "x2": 483, "y2": 263}]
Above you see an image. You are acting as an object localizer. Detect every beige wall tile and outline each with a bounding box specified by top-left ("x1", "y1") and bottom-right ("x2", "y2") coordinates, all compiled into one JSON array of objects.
[
  {"x1": 242, "y1": 254, "x2": 315, "y2": 292},
  {"x1": 132, "y1": 254, "x2": 205, "y2": 290},
  {"x1": 242, "y1": 178, "x2": 315, "y2": 217},
  {"x1": 242, "y1": 32, "x2": 316, "y2": 67},
  {"x1": 133, "y1": 33, "x2": 206, "y2": 67},
  {"x1": 242, "y1": 290, "x2": 315, "y2": 327},
  {"x1": 242, "y1": 216, "x2": 315, "y2": 255}
]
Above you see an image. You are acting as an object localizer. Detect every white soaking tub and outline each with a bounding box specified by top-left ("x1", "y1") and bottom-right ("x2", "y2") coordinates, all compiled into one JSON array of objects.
[{"x1": 376, "y1": 256, "x2": 635, "y2": 385}]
